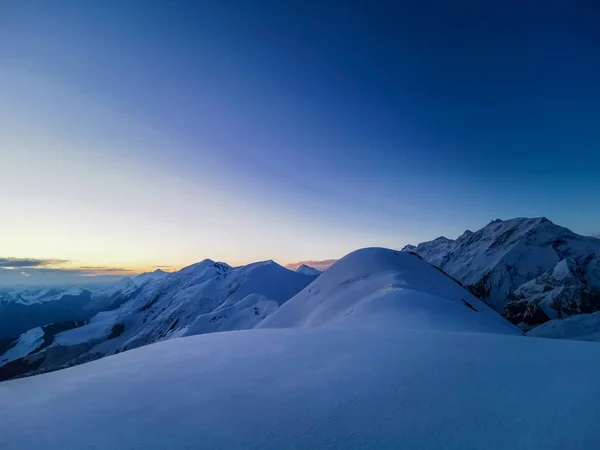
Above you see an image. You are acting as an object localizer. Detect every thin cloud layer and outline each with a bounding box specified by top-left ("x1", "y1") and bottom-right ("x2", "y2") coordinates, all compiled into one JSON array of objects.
[
  {"x1": 0, "y1": 257, "x2": 136, "y2": 287},
  {"x1": 77, "y1": 266, "x2": 135, "y2": 274},
  {"x1": 0, "y1": 257, "x2": 68, "y2": 268}
]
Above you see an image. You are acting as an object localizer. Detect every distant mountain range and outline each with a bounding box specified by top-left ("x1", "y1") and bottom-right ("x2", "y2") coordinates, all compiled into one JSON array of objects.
[
  {"x1": 0, "y1": 260, "x2": 317, "y2": 380},
  {"x1": 2, "y1": 217, "x2": 600, "y2": 383}
]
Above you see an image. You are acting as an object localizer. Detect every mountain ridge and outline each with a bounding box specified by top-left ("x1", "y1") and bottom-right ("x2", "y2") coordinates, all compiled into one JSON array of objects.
[
  {"x1": 0, "y1": 258, "x2": 317, "y2": 381},
  {"x1": 404, "y1": 217, "x2": 600, "y2": 328}
]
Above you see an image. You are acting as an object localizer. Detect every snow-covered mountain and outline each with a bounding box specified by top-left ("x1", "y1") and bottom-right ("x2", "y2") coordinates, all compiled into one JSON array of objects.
[
  {"x1": 0, "y1": 286, "x2": 85, "y2": 306},
  {"x1": 295, "y1": 263, "x2": 322, "y2": 276},
  {"x1": 3, "y1": 247, "x2": 600, "y2": 449},
  {"x1": 132, "y1": 268, "x2": 169, "y2": 286},
  {"x1": 262, "y1": 248, "x2": 519, "y2": 335},
  {"x1": 404, "y1": 217, "x2": 600, "y2": 328},
  {"x1": 0, "y1": 280, "x2": 138, "y2": 341},
  {"x1": 0, "y1": 259, "x2": 317, "y2": 381}
]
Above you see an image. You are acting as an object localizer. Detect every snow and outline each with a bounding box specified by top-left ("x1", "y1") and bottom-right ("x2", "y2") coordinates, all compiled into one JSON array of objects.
[
  {"x1": 9, "y1": 287, "x2": 85, "y2": 305},
  {"x1": 406, "y1": 218, "x2": 565, "y2": 311},
  {"x1": 133, "y1": 269, "x2": 168, "y2": 286},
  {"x1": 6, "y1": 259, "x2": 316, "y2": 378},
  {"x1": 552, "y1": 258, "x2": 573, "y2": 280},
  {"x1": 91, "y1": 277, "x2": 134, "y2": 298},
  {"x1": 53, "y1": 310, "x2": 121, "y2": 346},
  {"x1": 528, "y1": 312, "x2": 600, "y2": 342},
  {"x1": 0, "y1": 327, "x2": 44, "y2": 365},
  {"x1": 405, "y1": 217, "x2": 600, "y2": 324},
  {"x1": 261, "y1": 248, "x2": 519, "y2": 335},
  {"x1": 2, "y1": 328, "x2": 600, "y2": 450},
  {"x1": 14, "y1": 288, "x2": 51, "y2": 304},
  {"x1": 184, "y1": 293, "x2": 279, "y2": 336},
  {"x1": 113, "y1": 260, "x2": 313, "y2": 349},
  {"x1": 295, "y1": 264, "x2": 322, "y2": 276},
  {"x1": 2, "y1": 246, "x2": 600, "y2": 449}
]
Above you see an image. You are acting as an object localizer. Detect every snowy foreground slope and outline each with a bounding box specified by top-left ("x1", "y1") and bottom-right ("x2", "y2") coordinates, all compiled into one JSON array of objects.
[
  {"x1": 405, "y1": 217, "x2": 600, "y2": 328},
  {"x1": 2, "y1": 329, "x2": 600, "y2": 450},
  {"x1": 1, "y1": 250, "x2": 600, "y2": 449}
]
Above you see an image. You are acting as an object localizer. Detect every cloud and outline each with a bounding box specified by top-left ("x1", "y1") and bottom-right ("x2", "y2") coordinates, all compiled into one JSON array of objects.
[
  {"x1": 77, "y1": 266, "x2": 135, "y2": 273},
  {"x1": 0, "y1": 257, "x2": 138, "y2": 287},
  {"x1": 285, "y1": 259, "x2": 338, "y2": 271},
  {"x1": 0, "y1": 267, "x2": 129, "y2": 287},
  {"x1": 0, "y1": 257, "x2": 68, "y2": 268},
  {"x1": 152, "y1": 265, "x2": 172, "y2": 269},
  {"x1": 0, "y1": 258, "x2": 134, "y2": 276}
]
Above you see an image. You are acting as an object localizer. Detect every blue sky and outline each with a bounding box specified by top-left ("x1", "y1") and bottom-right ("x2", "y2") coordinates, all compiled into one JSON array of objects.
[{"x1": 1, "y1": 1, "x2": 599, "y2": 279}]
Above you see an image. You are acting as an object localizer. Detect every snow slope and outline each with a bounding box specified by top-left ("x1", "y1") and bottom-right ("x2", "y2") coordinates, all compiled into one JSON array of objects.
[
  {"x1": 261, "y1": 248, "x2": 519, "y2": 335},
  {"x1": 405, "y1": 217, "x2": 600, "y2": 326},
  {"x1": 2, "y1": 327, "x2": 600, "y2": 449},
  {"x1": 0, "y1": 328, "x2": 44, "y2": 366},
  {"x1": 0, "y1": 279, "x2": 143, "y2": 340},
  {"x1": 133, "y1": 268, "x2": 168, "y2": 286},
  {"x1": 53, "y1": 311, "x2": 122, "y2": 346},
  {"x1": 184, "y1": 293, "x2": 279, "y2": 336},
  {"x1": 527, "y1": 311, "x2": 600, "y2": 342}
]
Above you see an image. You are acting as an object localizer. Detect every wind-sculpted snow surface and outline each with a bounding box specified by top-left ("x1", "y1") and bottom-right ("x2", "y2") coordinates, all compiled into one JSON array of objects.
[
  {"x1": 405, "y1": 217, "x2": 600, "y2": 327},
  {"x1": 2, "y1": 327, "x2": 600, "y2": 449}
]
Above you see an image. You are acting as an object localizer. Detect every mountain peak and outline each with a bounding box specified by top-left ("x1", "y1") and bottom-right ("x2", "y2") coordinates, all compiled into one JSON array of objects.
[
  {"x1": 407, "y1": 217, "x2": 600, "y2": 326},
  {"x1": 296, "y1": 264, "x2": 322, "y2": 276},
  {"x1": 179, "y1": 259, "x2": 217, "y2": 273},
  {"x1": 246, "y1": 260, "x2": 279, "y2": 269}
]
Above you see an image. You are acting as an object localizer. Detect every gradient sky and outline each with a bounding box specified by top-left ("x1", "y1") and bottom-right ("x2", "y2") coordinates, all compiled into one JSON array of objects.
[{"x1": 1, "y1": 1, "x2": 600, "y2": 277}]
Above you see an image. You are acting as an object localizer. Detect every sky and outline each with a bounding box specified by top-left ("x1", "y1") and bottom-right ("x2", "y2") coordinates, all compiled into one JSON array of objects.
[{"x1": 1, "y1": 1, "x2": 600, "y2": 282}]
